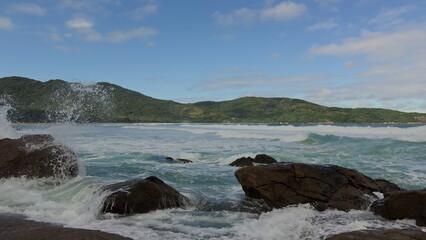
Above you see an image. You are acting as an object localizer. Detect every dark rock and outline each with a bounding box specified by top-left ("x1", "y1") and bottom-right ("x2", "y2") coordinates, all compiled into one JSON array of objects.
[
  {"x1": 164, "y1": 157, "x2": 193, "y2": 164},
  {"x1": 325, "y1": 229, "x2": 426, "y2": 240},
  {"x1": 253, "y1": 154, "x2": 277, "y2": 164},
  {"x1": 102, "y1": 176, "x2": 190, "y2": 215},
  {"x1": 0, "y1": 134, "x2": 79, "y2": 180},
  {"x1": 0, "y1": 214, "x2": 131, "y2": 240},
  {"x1": 235, "y1": 163, "x2": 382, "y2": 211},
  {"x1": 371, "y1": 190, "x2": 426, "y2": 227},
  {"x1": 229, "y1": 157, "x2": 254, "y2": 167},
  {"x1": 375, "y1": 179, "x2": 404, "y2": 196}
]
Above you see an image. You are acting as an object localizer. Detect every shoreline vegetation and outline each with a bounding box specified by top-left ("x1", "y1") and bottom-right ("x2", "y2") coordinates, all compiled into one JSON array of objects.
[{"x1": 1, "y1": 76, "x2": 426, "y2": 124}]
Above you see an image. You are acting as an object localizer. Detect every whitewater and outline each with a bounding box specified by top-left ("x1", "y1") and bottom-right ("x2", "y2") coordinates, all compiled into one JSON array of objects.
[{"x1": 0, "y1": 118, "x2": 425, "y2": 239}]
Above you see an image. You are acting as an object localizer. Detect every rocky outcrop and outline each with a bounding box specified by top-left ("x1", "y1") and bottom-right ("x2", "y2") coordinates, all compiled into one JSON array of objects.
[
  {"x1": 0, "y1": 214, "x2": 131, "y2": 240},
  {"x1": 229, "y1": 154, "x2": 277, "y2": 167},
  {"x1": 374, "y1": 179, "x2": 404, "y2": 196},
  {"x1": 235, "y1": 163, "x2": 385, "y2": 211},
  {"x1": 371, "y1": 190, "x2": 426, "y2": 227},
  {"x1": 325, "y1": 229, "x2": 426, "y2": 240},
  {"x1": 0, "y1": 134, "x2": 78, "y2": 179},
  {"x1": 101, "y1": 176, "x2": 190, "y2": 215}
]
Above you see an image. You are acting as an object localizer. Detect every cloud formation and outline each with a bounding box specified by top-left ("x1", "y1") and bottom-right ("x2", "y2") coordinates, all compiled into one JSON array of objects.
[
  {"x1": 0, "y1": 17, "x2": 14, "y2": 30},
  {"x1": 306, "y1": 18, "x2": 338, "y2": 31},
  {"x1": 213, "y1": 1, "x2": 307, "y2": 26},
  {"x1": 8, "y1": 3, "x2": 46, "y2": 16}
]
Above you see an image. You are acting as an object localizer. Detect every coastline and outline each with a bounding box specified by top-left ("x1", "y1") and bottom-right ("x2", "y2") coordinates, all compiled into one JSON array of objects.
[{"x1": 0, "y1": 213, "x2": 132, "y2": 240}]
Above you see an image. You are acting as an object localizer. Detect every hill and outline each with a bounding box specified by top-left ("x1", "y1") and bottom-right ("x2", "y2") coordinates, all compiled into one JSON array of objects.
[{"x1": 0, "y1": 76, "x2": 425, "y2": 124}]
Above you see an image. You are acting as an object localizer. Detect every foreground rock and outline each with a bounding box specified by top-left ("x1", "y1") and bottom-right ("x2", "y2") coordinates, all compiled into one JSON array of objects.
[
  {"x1": 229, "y1": 154, "x2": 277, "y2": 167},
  {"x1": 326, "y1": 229, "x2": 426, "y2": 240},
  {"x1": 102, "y1": 176, "x2": 190, "y2": 215},
  {"x1": 371, "y1": 190, "x2": 426, "y2": 227},
  {"x1": 0, "y1": 134, "x2": 78, "y2": 179},
  {"x1": 235, "y1": 163, "x2": 386, "y2": 211},
  {"x1": 0, "y1": 214, "x2": 131, "y2": 240}
]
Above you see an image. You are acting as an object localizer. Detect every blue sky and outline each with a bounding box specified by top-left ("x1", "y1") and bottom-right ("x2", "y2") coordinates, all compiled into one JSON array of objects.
[{"x1": 1, "y1": 0, "x2": 425, "y2": 112}]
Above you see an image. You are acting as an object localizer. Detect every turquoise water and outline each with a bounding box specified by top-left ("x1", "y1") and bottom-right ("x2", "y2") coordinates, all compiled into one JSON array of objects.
[{"x1": 0, "y1": 123, "x2": 425, "y2": 239}]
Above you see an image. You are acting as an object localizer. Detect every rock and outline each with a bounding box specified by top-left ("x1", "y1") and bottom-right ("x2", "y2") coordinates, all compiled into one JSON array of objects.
[
  {"x1": 235, "y1": 163, "x2": 383, "y2": 211},
  {"x1": 102, "y1": 176, "x2": 190, "y2": 215},
  {"x1": 0, "y1": 214, "x2": 131, "y2": 240},
  {"x1": 375, "y1": 179, "x2": 404, "y2": 196},
  {"x1": 229, "y1": 157, "x2": 254, "y2": 167},
  {"x1": 164, "y1": 157, "x2": 193, "y2": 164},
  {"x1": 325, "y1": 229, "x2": 426, "y2": 240},
  {"x1": 229, "y1": 154, "x2": 277, "y2": 167},
  {"x1": 253, "y1": 154, "x2": 277, "y2": 164},
  {"x1": 0, "y1": 134, "x2": 79, "y2": 180},
  {"x1": 371, "y1": 190, "x2": 426, "y2": 227}
]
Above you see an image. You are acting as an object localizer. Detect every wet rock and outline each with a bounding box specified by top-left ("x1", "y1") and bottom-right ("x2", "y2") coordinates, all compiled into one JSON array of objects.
[
  {"x1": 375, "y1": 179, "x2": 404, "y2": 196},
  {"x1": 253, "y1": 154, "x2": 277, "y2": 164},
  {"x1": 229, "y1": 154, "x2": 277, "y2": 167},
  {"x1": 325, "y1": 229, "x2": 426, "y2": 240},
  {"x1": 235, "y1": 163, "x2": 383, "y2": 211},
  {"x1": 102, "y1": 176, "x2": 190, "y2": 215},
  {"x1": 371, "y1": 190, "x2": 426, "y2": 227},
  {"x1": 229, "y1": 157, "x2": 254, "y2": 167},
  {"x1": 165, "y1": 157, "x2": 193, "y2": 164},
  {"x1": 0, "y1": 134, "x2": 78, "y2": 180}
]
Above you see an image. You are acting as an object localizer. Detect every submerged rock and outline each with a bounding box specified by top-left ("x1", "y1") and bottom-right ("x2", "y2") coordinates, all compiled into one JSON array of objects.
[
  {"x1": 165, "y1": 156, "x2": 193, "y2": 164},
  {"x1": 229, "y1": 154, "x2": 277, "y2": 167},
  {"x1": 101, "y1": 176, "x2": 190, "y2": 215},
  {"x1": 371, "y1": 190, "x2": 426, "y2": 227},
  {"x1": 235, "y1": 163, "x2": 384, "y2": 211},
  {"x1": 0, "y1": 134, "x2": 78, "y2": 179}
]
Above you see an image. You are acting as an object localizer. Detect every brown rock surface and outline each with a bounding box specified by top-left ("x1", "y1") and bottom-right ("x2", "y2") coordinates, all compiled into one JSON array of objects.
[
  {"x1": 102, "y1": 176, "x2": 190, "y2": 215},
  {"x1": 371, "y1": 190, "x2": 426, "y2": 227},
  {"x1": 0, "y1": 134, "x2": 78, "y2": 179},
  {"x1": 235, "y1": 163, "x2": 383, "y2": 211},
  {"x1": 326, "y1": 229, "x2": 426, "y2": 240}
]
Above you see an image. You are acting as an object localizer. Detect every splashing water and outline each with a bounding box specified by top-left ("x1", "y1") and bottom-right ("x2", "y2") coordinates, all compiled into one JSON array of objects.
[
  {"x1": 47, "y1": 82, "x2": 113, "y2": 123},
  {"x1": 0, "y1": 96, "x2": 18, "y2": 139}
]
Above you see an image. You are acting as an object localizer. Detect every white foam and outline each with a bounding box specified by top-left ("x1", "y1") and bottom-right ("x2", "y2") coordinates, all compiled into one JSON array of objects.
[{"x1": 0, "y1": 101, "x2": 18, "y2": 139}]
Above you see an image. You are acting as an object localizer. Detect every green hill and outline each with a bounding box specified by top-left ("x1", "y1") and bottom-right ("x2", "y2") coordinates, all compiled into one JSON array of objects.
[{"x1": 0, "y1": 76, "x2": 425, "y2": 124}]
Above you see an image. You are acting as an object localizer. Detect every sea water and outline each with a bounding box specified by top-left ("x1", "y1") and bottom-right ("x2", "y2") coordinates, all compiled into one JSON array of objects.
[{"x1": 1, "y1": 122, "x2": 425, "y2": 239}]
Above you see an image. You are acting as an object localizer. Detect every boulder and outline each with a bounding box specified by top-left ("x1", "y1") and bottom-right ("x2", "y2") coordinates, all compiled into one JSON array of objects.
[
  {"x1": 101, "y1": 176, "x2": 190, "y2": 215},
  {"x1": 375, "y1": 179, "x2": 404, "y2": 196},
  {"x1": 164, "y1": 157, "x2": 193, "y2": 164},
  {"x1": 326, "y1": 229, "x2": 426, "y2": 240},
  {"x1": 235, "y1": 163, "x2": 385, "y2": 211},
  {"x1": 0, "y1": 134, "x2": 78, "y2": 179},
  {"x1": 371, "y1": 190, "x2": 426, "y2": 227},
  {"x1": 229, "y1": 154, "x2": 277, "y2": 167},
  {"x1": 253, "y1": 154, "x2": 277, "y2": 164}
]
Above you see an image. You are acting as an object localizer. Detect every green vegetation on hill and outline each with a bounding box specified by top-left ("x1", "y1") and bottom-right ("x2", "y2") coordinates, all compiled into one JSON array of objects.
[{"x1": 1, "y1": 76, "x2": 425, "y2": 124}]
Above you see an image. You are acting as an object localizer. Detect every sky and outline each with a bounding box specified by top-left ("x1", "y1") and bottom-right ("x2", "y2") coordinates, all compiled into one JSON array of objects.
[{"x1": 0, "y1": 0, "x2": 425, "y2": 112}]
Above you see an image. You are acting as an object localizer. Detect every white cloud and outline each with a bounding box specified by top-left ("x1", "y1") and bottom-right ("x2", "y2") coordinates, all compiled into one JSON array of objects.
[
  {"x1": 0, "y1": 17, "x2": 14, "y2": 30},
  {"x1": 8, "y1": 3, "x2": 46, "y2": 16},
  {"x1": 213, "y1": 1, "x2": 307, "y2": 26},
  {"x1": 66, "y1": 18, "x2": 94, "y2": 29},
  {"x1": 260, "y1": 1, "x2": 307, "y2": 21},
  {"x1": 104, "y1": 27, "x2": 158, "y2": 43},
  {"x1": 306, "y1": 18, "x2": 338, "y2": 31},
  {"x1": 309, "y1": 27, "x2": 426, "y2": 110},
  {"x1": 130, "y1": 3, "x2": 158, "y2": 19},
  {"x1": 369, "y1": 5, "x2": 414, "y2": 26}
]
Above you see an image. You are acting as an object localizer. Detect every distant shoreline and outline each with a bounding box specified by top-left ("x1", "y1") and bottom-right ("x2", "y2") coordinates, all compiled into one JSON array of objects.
[{"x1": 11, "y1": 122, "x2": 426, "y2": 126}]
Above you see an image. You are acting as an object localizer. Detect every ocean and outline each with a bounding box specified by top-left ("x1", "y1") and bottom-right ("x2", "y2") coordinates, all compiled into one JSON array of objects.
[{"x1": 0, "y1": 121, "x2": 425, "y2": 239}]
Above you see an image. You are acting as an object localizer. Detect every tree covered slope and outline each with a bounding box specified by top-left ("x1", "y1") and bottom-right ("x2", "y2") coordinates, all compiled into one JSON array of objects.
[{"x1": 1, "y1": 76, "x2": 425, "y2": 124}]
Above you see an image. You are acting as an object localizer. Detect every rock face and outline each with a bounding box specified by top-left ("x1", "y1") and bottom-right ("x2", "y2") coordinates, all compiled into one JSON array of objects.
[
  {"x1": 235, "y1": 163, "x2": 384, "y2": 211},
  {"x1": 229, "y1": 154, "x2": 277, "y2": 167},
  {"x1": 325, "y1": 229, "x2": 426, "y2": 240},
  {"x1": 371, "y1": 190, "x2": 426, "y2": 227},
  {"x1": 102, "y1": 176, "x2": 190, "y2": 215},
  {"x1": 0, "y1": 134, "x2": 79, "y2": 179}
]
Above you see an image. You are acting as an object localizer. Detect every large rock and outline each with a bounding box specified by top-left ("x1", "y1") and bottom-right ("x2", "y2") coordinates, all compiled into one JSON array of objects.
[
  {"x1": 326, "y1": 229, "x2": 426, "y2": 240},
  {"x1": 235, "y1": 163, "x2": 385, "y2": 211},
  {"x1": 0, "y1": 134, "x2": 79, "y2": 179},
  {"x1": 371, "y1": 190, "x2": 426, "y2": 227},
  {"x1": 101, "y1": 176, "x2": 190, "y2": 215},
  {"x1": 229, "y1": 154, "x2": 277, "y2": 167}
]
